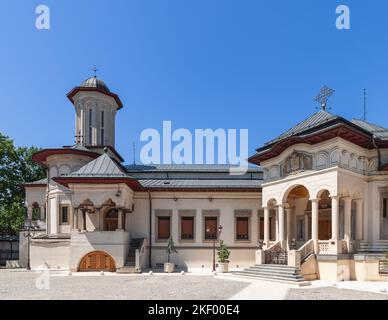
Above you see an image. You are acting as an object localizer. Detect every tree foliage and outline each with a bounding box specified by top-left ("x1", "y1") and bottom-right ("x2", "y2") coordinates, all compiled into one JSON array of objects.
[
  {"x1": 0, "y1": 133, "x2": 45, "y2": 235},
  {"x1": 217, "y1": 240, "x2": 230, "y2": 263},
  {"x1": 166, "y1": 237, "x2": 178, "y2": 263}
]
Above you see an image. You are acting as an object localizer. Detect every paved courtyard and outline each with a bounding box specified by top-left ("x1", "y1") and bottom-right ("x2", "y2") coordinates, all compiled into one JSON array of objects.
[
  {"x1": 286, "y1": 286, "x2": 388, "y2": 300},
  {"x1": 0, "y1": 270, "x2": 249, "y2": 300},
  {"x1": 1, "y1": 270, "x2": 388, "y2": 300}
]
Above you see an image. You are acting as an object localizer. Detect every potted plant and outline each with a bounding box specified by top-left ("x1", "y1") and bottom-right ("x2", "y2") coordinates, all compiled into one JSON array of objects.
[
  {"x1": 217, "y1": 240, "x2": 230, "y2": 273},
  {"x1": 164, "y1": 237, "x2": 178, "y2": 273}
]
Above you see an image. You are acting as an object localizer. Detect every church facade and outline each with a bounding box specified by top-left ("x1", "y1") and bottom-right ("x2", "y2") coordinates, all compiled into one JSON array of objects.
[{"x1": 20, "y1": 76, "x2": 388, "y2": 281}]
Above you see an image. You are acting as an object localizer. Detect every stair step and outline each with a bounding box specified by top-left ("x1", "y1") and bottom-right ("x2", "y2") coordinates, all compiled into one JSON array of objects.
[
  {"x1": 240, "y1": 269, "x2": 304, "y2": 278},
  {"x1": 233, "y1": 271, "x2": 304, "y2": 282},
  {"x1": 116, "y1": 267, "x2": 141, "y2": 274},
  {"x1": 246, "y1": 267, "x2": 300, "y2": 275},
  {"x1": 232, "y1": 262, "x2": 306, "y2": 283},
  {"x1": 252, "y1": 264, "x2": 297, "y2": 270}
]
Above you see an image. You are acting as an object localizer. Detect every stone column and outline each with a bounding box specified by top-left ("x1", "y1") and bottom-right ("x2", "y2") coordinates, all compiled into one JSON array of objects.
[
  {"x1": 117, "y1": 208, "x2": 123, "y2": 230},
  {"x1": 355, "y1": 199, "x2": 364, "y2": 240},
  {"x1": 263, "y1": 207, "x2": 270, "y2": 245},
  {"x1": 73, "y1": 207, "x2": 79, "y2": 230},
  {"x1": 278, "y1": 204, "x2": 285, "y2": 246},
  {"x1": 343, "y1": 197, "x2": 352, "y2": 239},
  {"x1": 311, "y1": 198, "x2": 319, "y2": 253},
  {"x1": 27, "y1": 206, "x2": 32, "y2": 220},
  {"x1": 286, "y1": 207, "x2": 293, "y2": 244},
  {"x1": 95, "y1": 207, "x2": 101, "y2": 231},
  {"x1": 331, "y1": 196, "x2": 339, "y2": 240},
  {"x1": 275, "y1": 207, "x2": 279, "y2": 241},
  {"x1": 40, "y1": 205, "x2": 45, "y2": 220}
]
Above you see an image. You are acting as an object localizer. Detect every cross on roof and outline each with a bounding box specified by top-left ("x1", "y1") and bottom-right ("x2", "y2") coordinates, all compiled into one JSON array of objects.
[
  {"x1": 92, "y1": 66, "x2": 99, "y2": 78},
  {"x1": 315, "y1": 85, "x2": 335, "y2": 111}
]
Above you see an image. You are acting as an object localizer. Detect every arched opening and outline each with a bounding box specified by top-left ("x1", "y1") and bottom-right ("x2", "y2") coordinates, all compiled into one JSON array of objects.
[
  {"x1": 284, "y1": 185, "x2": 310, "y2": 248},
  {"x1": 306, "y1": 189, "x2": 332, "y2": 240},
  {"x1": 259, "y1": 199, "x2": 277, "y2": 242},
  {"x1": 32, "y1": 203, "x2": 40, "y2": 221},
  {"x1": 104, "y1": 208, "x2": 118, "y2": 231},
  {"x1": 78, "y1": 251, "x2": 116, "y2": 272}
]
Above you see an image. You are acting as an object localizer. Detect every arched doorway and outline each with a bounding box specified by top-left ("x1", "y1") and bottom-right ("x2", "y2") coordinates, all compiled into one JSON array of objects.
[
  {"x1": 104, "y1": 209, "x2": 118, "y2": 231},
  {"x1": 78, "y1": 251, "x2": 116, "y2": 272},
  {"x1": 305, "y1": 190, "x2": 332, "y2": 240},
  {"x1": 318, "y1": 190, "x2": 332, "y2": 240},
  {"x1": 284, "y1": 185, "x2": 310, "y2": 247}
]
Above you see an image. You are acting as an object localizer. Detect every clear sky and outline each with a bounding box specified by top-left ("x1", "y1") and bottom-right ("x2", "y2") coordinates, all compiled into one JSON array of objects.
[{"x1": 1, "y1": 0, "x2": 388, "y2": 163}]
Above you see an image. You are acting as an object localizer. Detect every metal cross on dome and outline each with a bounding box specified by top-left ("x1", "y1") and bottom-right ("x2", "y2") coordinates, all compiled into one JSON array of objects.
[
  {"x1": 315, "y1": 85, "x2": 335, "y2": 111},
  {"x1": 92, "y1": 66, "x2": 99, "y2": 78}
]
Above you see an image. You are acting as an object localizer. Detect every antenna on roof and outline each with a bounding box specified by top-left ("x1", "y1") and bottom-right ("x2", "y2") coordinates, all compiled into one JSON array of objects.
[
  {"x1": 315, "y1": 85, "x2": 335, "y2": 111},
  {"x1": 362, "y1": 88, "x2": 367, "y2": 121},
  {"x1": 132, "y1": 142, "x2": 136, "y2": 165}
]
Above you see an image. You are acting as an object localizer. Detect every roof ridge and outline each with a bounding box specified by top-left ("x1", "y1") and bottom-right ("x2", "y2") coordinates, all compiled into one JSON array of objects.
[{"x1": 264, "y1": 109, "x2": 337, "y2": 146}]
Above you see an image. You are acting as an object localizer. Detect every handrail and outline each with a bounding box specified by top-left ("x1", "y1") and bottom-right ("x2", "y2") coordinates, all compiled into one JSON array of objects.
[
  {"x1": 297, "y1": 239, "x2": 314, "y2": 262},
  {"x1": 267, "y1": 240, "x2": 281, "y2": 251}
]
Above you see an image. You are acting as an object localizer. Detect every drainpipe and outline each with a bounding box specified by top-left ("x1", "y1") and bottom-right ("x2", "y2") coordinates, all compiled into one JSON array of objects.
[
  {"x1": 45, "y1": 167, "x2": 50, "y2": 235},
  {"x1": 148, "y1": 190, "x2": 152, "y2": 269},
  {"x1": 372, "y1": 136, "x2": 382, "y2": 170}
]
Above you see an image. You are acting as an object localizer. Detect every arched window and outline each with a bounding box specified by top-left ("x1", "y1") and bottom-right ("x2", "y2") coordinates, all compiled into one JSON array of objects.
[
  {"x1": 100, "y1": 110, "x2": 105, "y2": 145},
  {"x1": 104, "y1": 209, "x2": 118, "y2": 231},
  {"x1": 32, "y1": 203, "x2": 40, "y2": 221},
  {"x1": 88, "y1": 108, "x2": 93, "y2": 144}
]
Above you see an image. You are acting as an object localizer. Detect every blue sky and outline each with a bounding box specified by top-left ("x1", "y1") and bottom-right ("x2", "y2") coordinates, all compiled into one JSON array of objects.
[{"x1": 1, "y1": 1, "x2": 388, "y2": 163}]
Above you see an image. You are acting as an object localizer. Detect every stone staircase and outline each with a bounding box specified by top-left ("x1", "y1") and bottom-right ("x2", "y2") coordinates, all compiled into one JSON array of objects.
[
  {"x1": 357, "y1": 241, "x2": 388, "y2": 254},
  {"x1": 233, "y1": 264, "x2": 309, "y2": 285},
  {"x1": 116, "y1": 238, "x2": 144, "y2": 274}
]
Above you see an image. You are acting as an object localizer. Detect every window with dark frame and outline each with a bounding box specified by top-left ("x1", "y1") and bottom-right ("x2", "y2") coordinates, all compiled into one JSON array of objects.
[
  {"x1": 181, "y1": 216, "x2": 194, "y2": 240},
  {"x1": 61, "y1": 206, "x2": 69, "y2": 224},
  {"x1": 236, "y1": 217, "x2": 249, "y2": 240},
  {"x1": 384, "y1": 198, "x2": 388, "y2": 218},
  {"x1": 204, "y1": 217, "x2": 217, "y2": 240},
  {"x1": 157, "y1": 216, "x2": 171, "y2": 239},
  {"x1": 259, "y1": 216, "x2": 273, "y2": 240},
  {"x1": 297, "y1": 217, "x2": 304, "y2": 240},
  {"x1": 259, "y1": 216, "x2": 264, "y2": 240},
  {"x1": 88, "y1": 108, "x2": 93, "y2": 144}
]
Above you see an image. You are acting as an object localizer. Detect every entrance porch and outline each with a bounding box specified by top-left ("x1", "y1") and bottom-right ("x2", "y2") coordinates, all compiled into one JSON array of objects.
[{"x1": 257, "y1": 184, "x2": 364, "y2": 268}]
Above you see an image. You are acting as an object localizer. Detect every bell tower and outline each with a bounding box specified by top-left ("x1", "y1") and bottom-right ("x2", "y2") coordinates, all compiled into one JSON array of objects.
[{"x1": 66, "y1": 73, "x2": 123, "y2": 148}]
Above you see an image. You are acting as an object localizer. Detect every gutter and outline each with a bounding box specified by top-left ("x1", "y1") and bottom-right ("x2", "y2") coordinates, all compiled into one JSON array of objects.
[
  {"x1": 148, "y1": 189, "x2": 152, "y2": 268},
  {"x1": 46, "y1": 167, "x2": 50, "y2": 234}
]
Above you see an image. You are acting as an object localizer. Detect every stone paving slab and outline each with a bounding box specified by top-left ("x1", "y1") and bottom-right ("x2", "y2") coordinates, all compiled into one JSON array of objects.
[
  {"x1": 0, "y1": 270, "x2": 249, "y2": 300},
  {"x1": 286, "y1": 286, "x2": 388, "y2": 300}
]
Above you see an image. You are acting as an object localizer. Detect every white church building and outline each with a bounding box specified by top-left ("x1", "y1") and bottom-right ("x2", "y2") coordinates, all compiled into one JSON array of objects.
[{"x1": 20, "y1": 76, "x2": 388, "y2": 282}]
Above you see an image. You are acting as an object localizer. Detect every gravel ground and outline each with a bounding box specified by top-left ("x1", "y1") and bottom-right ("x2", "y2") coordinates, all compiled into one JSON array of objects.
[
  {"x1": 0, "y1": 270, "x2": 249, "y2": 300},
  {"x1": 286, "y1": 286, "x2": 388, "y2": 300}
]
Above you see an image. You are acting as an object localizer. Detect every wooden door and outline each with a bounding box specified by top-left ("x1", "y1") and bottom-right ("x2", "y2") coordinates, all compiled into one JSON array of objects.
[
  {"x1": 79, "y1": 251, "x2": 116, "y2": 272},
  {"x1": 319, "y1": 219, "x2": 331, "y2": 240}
]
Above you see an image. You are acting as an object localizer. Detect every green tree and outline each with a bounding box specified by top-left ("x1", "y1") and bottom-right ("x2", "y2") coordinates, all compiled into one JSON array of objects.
[
  {"x1": 217, "y1": 240, "x2": 230, "y2": 263},
  {"x1": 0, "y1": 133, "x2": 45, "y2": 235},
  {"x1": 166, "y1": 237, "x2": 178, "y2": 263}
]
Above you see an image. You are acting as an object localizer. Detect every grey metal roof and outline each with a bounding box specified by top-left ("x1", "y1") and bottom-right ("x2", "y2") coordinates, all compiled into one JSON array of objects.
[
  {"x1": 351, "y1": 119, "x2": 388, "y2": 139},
  {"x1": 24, "y1": 178, "x2": 47, "y2": 185},
  {"x1": 138, "y1": 179, "x2": 262, "y2": 189},
  {"x1": 80, "y1": 77, "x2": 110, "y2": 93},
  {"x1": 64, "y1": 153, "x2": 128, "y2": 178},
  {"x1": 265, "y1": 110, "x2": 339, "y2": 146},
  {"x1": 125, "y1": 164, "x2": 262, "y2": 173},
  {"x1": 68, "y1": 143, "x2": 92, "y2": 152}
]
